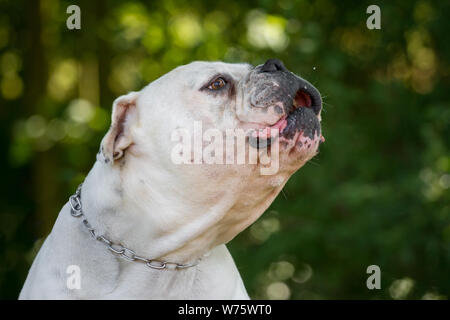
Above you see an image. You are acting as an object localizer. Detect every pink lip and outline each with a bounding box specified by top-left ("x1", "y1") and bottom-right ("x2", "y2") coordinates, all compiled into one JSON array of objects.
[
  {"x1": 251, "y1": 116, "x2": 287, "y2": 139},
  {"x1": 250, "y1": 118, "x2": 325, "y2": 144},
  {"x1": 251, "y1": 117, "x2": 325, "y2": 149},
  {"x1": 249, "y1": 88, "x2": 325, "y2": 143}
]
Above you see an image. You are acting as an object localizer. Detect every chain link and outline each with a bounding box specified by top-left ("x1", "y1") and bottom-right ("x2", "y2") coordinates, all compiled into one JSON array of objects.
[{"x1": 69, "y1": 183, "x2": 198, "y2": 270}]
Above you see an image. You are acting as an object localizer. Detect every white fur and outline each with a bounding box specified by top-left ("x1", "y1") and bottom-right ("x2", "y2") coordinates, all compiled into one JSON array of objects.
[{"x1": 19, "y1": 61, "x2": 320, "y2": 299}]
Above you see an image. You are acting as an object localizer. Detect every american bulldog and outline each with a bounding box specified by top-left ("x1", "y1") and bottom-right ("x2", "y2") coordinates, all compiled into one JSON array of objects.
[{"x1": 20, "y1": 59, "x2": 323, "y2": 299}]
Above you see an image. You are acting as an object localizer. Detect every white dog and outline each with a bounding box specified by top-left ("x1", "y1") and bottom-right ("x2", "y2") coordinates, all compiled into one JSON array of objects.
[{"x1": 20, "y1": 59, "x2": 323, "y2": 299}]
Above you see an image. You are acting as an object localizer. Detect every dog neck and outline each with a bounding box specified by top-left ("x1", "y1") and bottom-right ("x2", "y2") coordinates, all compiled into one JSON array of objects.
[
  {"x1": 79, "y1": 158, "x2": 233, "y2": 265},
  {"x1": 79, "y1": 144, "x2": 280, "y2": 266}
]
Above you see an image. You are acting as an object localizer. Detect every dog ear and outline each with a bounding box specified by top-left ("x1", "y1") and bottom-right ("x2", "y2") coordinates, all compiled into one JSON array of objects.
[{"x1": 101, "y1": 91, "x2": 139, "y2": 164}]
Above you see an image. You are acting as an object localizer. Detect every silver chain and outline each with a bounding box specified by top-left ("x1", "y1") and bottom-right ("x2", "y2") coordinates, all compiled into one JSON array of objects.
[{"x1": 69, "y1": 184, "x2": 198, "y2": 270}]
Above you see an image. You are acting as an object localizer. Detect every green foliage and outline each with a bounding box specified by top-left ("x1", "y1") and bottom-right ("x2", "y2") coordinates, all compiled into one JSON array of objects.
[{"x1": 0, "y1": 0, "x2": 448, "y2": 299}]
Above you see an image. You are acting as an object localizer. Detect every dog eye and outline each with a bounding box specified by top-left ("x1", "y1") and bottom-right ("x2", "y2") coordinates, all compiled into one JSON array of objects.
[{"x1": 208, "y1": 77, "x2": 227, "y2": 90}]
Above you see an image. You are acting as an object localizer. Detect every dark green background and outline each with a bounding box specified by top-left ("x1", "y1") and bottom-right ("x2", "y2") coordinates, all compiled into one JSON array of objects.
[{"x1": 0, "y1": 0, "x2": 448, "y2": 299}]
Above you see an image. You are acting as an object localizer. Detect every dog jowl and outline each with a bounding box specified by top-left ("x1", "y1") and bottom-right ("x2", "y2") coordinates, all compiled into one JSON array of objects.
[{"x1": 170, "y1": 59, "x2": 324, "y2": 175}]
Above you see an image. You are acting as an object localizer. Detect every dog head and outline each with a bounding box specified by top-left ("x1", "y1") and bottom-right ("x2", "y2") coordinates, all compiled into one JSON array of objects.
[{"x1": 99, "y1": 59, "x2": 323, "y2": 256}]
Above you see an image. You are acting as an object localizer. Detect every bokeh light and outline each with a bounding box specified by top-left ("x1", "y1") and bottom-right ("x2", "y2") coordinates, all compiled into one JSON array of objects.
[
  {"x1": 389, "y1": 278, "x2": 415, "y2": 300},
  {"x1": 246, "y1": 10, "x2": 289, "y2": 52},
  {"x1": 266, "y1": 281, "x2": 291, "y2": 300}
]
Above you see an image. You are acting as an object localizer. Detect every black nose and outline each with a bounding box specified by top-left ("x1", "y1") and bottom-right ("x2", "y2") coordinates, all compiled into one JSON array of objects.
[{"x1": 260, "y1": 58, "x2": 287, "y2": 73}]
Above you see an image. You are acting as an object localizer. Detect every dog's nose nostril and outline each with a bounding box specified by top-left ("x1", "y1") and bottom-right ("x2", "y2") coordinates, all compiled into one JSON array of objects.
[
  {"x1": 260, "y1": 58, "x2": 287, "y2": 73},
  {"x1": 297, "y1": 80, "x2": 322, "y2": 116}
]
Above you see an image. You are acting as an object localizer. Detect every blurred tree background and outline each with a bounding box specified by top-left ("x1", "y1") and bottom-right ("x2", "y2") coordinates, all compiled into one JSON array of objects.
[{"x1": 0, "y1": 0, "x2": 449, "y2": 299}]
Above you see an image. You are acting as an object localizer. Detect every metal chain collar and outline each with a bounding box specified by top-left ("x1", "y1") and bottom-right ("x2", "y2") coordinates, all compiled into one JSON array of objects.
[{"x1": 69, "y1": 184, "x2": 198, "y2": 270}]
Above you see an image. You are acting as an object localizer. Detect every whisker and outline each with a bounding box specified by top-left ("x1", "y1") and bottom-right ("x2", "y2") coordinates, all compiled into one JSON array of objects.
[
  {"x1": 281, "y1": 188, "x2": 288, "y2": 200},
  {"x1": 306, "y1": 159, "x2": 321, "y2": 167},
  {"x1": 322, "y1": 101, "x2": 334, "y2": 108}
]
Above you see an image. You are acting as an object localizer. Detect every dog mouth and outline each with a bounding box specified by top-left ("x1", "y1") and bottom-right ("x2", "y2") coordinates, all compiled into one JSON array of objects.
[
  {"x1": 249, "y1": 88, "x2": 323, "y2": 148},
  {"x1": 281, "y1": 89, "x2": 320, "y2": 139},
  {"x1": 292, "y1": 89, "x2": 313, "y2": 111}
]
